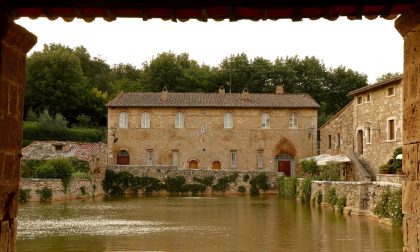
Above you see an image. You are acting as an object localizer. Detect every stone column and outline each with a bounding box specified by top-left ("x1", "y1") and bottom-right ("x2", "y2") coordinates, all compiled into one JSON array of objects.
[
  {"x1": 395, "y1": 7, "x2": 420, "y2": 252},
  {"x1": 0, "y1": 16, "x2": 36, "y2": 251}
]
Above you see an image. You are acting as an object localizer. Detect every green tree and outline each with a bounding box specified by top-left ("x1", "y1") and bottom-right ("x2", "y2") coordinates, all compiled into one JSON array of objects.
[{"x1": 376, "y1": 72, "x2": 402, "y2": 83}]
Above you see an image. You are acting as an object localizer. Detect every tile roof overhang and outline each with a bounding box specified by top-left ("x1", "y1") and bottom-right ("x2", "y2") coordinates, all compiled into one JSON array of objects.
[
  {"x1": 348, "y1": 75, "x2": 403, "y2": 96},
  {"x1": 106, "y1": 92, "x2": 320, "y2": 109},
  {"x1": 6, "y1": 1, "x2": 416, "y2": 22}
]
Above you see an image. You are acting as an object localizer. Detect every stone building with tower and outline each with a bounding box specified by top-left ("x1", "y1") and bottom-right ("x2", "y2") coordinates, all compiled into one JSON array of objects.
[
  {"x1": 106, "y1": 86, "x2": 319, "y2": 176},
  {"x1": 320, "y1": 76, "x2": 403, "y2": 174}
]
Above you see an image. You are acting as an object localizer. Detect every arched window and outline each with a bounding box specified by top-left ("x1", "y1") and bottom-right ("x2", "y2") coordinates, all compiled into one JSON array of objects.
[
  {"x1": 119, "y1": 112, "x2": 128, "y2": 128},
  {"x1": 289, "y1": 113, "x2": 298, "y2": 128},
  {"x1": 117, "y1": 150, "x2": 130, "y2": 165},
  {"x1": 224, "y1": 113, "x2": 233, "y2": 128},
  {"x1": 175, "y1": 112, "x2": 184, "y2": 128},
  {"x1": 141, "y1": 112, "x2": 150, "y2": 128},
  {"x1": 261, "y1": 113, "x2": 270, "y2": 128},
  {"x1": 189, "y1": 160, "x2": 198, "y2": 169}
]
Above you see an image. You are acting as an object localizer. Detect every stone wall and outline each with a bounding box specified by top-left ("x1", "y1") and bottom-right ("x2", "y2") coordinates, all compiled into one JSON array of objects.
[
  {"x1": 376, "y1": 174, "x2": 406, "y2": 184},
  {"x1": 108, "y1": 165, "x2": 280, "y2": 194},
  {"x1": 108, "y1": 106, "x2": 318, "y2": 175},
  {"x1": 19, "y1": 178, "x2": 104, "y2": 202}
]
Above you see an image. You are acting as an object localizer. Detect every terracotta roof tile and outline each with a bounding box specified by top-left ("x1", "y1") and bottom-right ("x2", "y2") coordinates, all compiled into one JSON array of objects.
[
  {"x1": 22, "y1": 141, "x2": 106, "y2": 161},
  {"x1": 107, "y1": 92, "x2": 319, "y2": 108}
]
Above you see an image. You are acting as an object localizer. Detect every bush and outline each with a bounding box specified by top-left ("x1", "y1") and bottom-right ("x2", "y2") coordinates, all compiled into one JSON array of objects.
[
  {"x1": 80, "y1": 186, "x2": 87, "y2": 195},
  {"x1": 388, "y1": 190, "x2": 403, "y2": 228},
  {"x1": 336, "y1": 196, "x2": 347, "y2": 213},
  {"x1": 392, "y1": 146, "x2": 402, "y2": 173},
  {"x1": 379, "y1": 164, "x2": 392, "y2": 174},
  {"x1": 193, "y1": 176, "x2": 214, "y2": 187},
  {"x1": 76, "y1": 114, "x2": 91, "y2": 128},
  {"x1": 25, "y1": 107, "x2": 38, "y2": 121},
  {"x1": 36, "y1": 164, "x2": 58, "y2": 178},
  {"x1": 21, "y1": 160, "x2": 45, "y2": 178},
  {"x1": 300, "y1": 159, "x2": 319, "y2": 177},
  {"x1": 314, "y1": 190, "x2": 323, "y2": 205},
  {"x1": 299, "y1": 178, "x2": 312, "y2": 204},
  {"x1": 212, "y1": 175, "x2": 237, "y2": 193},
  {"x1": 237, "y1": 185, "x2": 246, "y2": 193},
  {"x1": 278, "y1": 176, "x2": 297, "y2": 199},
  {"x1": 319, "y1": 162, "x2": 341, "y2": 181},
  {"x1": 19, "y1": 188, "x2": 31, "y2": 203},
  {"x1": 165, "y1": 176, "x2": 187, "y2": 195},
  {"x1": 70, "y1": 158, "x2": 90, "y2": 173},
  {"x1": 242, "y1": 174, "x2": 250, "y2": 182},
  {"x1": 250, "y1": 183, "x2": 259, "y2": 196},
  {"x1": 327, "y1": 187, "x2": 337, "y2": 206},
  {"x1": 36, "y1": 186, "x2": 52, "y2": 202},
  {"x1": 46, "y1": 158, "x2": 74, "y2": 193},
  {"x1": 72, "y1": 171, "x2": 91, "y2": 180}
]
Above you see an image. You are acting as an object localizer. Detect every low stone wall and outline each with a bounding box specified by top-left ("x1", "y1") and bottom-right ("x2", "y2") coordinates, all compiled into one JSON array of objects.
[
  {"x1": 310, "y1": 180, "x2": 402, "y2": 216},
  {"x1": 20, "y1": 178, "x2": 104, "y2": 202},
  {"x1": 376, "y1": 174, "x2": 405, "y2": 184},
  {"x1": 107, "y1": 165, "x2": 280, "y2": 194}
]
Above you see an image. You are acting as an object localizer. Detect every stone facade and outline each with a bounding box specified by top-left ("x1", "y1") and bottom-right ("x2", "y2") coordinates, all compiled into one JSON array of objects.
[
  {"x1": 107, "y1": 90, "x2": 318, "y2": 176},
  {"x1": 320, "y1": 77, "x2": 403, "y2": 174}
]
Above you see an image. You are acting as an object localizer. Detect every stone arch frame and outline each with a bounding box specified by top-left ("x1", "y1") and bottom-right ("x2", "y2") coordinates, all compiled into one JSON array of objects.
[
  {"x1": 187, "y1": 157, "x2": 200, "y2": 169},
  {"x1": 272, "y1": 137, "x2": 297, "y2": 176}
]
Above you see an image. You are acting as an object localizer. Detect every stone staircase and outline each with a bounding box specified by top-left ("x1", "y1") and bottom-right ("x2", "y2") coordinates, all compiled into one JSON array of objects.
[{"x1": 346, "y1": 152, "x2": 376, "y2": 181}]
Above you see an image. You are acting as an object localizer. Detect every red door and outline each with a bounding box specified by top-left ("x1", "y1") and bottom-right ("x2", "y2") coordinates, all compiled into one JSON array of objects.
[
  {"x1": 278, "y1": 160, "x2": 291, "y2": 176},
  {"x1": 117, "y1": 150, "x2": 130, "y2": 165}
]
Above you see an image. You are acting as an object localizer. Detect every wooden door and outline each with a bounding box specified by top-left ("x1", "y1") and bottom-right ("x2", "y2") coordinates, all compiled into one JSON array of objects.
[
  {"x1": 212, "y1": 161, "x2": 221, "y2": 170},
  {"x1": 189, "y1": 160, "x2": 198, "y2": 169},
  {"x1": 278, "y1": 160, "x2": 291, "y2": 176},
  {"x1": 117, "y1": 150, "x2": 130, "y2": 165},
  {"x1": 357, "y1": 130, "x2": 363, "y2": 155}
]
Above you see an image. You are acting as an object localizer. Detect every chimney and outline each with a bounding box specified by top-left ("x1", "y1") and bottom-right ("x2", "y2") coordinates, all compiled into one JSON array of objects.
[
  {"x1": 240, "y1": 88, "x2": 250, "y2": 101},
  {"x1": 219, "y1": 86, "x2": 225, "y2": 94},
  {"x1": 161, "y1": 87, "x2": 169, "y2": 101},
  {"x1": 276, "y1": 85, "x2": 284, "y2": 94}
]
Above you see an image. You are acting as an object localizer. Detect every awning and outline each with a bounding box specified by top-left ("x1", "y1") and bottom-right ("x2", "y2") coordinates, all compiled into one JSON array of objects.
[
  {"x1": 302, "y1": 154, "x2": 351, "y2": 166},
  {"x1": 396, "y1": 154, "x2": 403, "y2": 160}
]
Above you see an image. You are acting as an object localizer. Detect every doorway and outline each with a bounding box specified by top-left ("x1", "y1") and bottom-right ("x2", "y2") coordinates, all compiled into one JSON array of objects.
[
  {"x1": 117, "y1": 150, "x2": 130, "y2": 165},
  {"x1": 357, "y1": 130, "x2": 364, "y2": 155},
  {"x1": 212, "y1": 161, "x2": 221, "y2": 170},
  {"x1": 189, "y1": 160, "x2": 198, "y2": 169}
]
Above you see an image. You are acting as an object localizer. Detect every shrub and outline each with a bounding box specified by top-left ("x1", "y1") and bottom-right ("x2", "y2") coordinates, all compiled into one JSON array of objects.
[
  {"x1": 212, "y1": 175, "x2": 237, "y2": 193},
  {"x1": 300, "y1": 159, "x2": 319, "y2": 177},
  {"x1": 36, "y1": 186, "x2": 52, "y2": 202},
  {"x1": 373, "y1": 189, "x2": 391, "y2": 218},
  {"x1": 388, "y1": 190, "x2": 403, "y2": 228},
  {"x1": 76, "y1": 114, "x2": 91, "y2": 128},
  {"x1": 36, "y1": 164, "x2": 58, "y2": 178},
  {"x1": 250, "y1": 183, "x2": 259, "y2": 196},
  {"x1": 21, "y1": 160, "x2": 45, "y2": 178},
  {"x1": 193, "y1": 176, "x2": 214, "y2": 187},
  {"x1": 254, "y1": 172, "x2": 270, "y2": 191},
  {"x1": 19, "y1": 188, "x2": 31, "y2": 203},
  {"x1": 80, "y1": 186, "x2": 87, "y2": 195},
  {"x1": 70, "y1": 158, "x2": 90, "y2": 173},
  {"x1": 278, "y1": 176, "x2": 297, "y2": 199},
  {"x1": 319, "y1": 162, "x2": 341, "y2": 181},
  {"x1": 46, "y1": 158, "x2": 74, "y2": 193},
  {"x1": 25, "y1": 107, "x2": 38, "y2": 121},
  {"x1": 336, "y1": 196, "x2": 347, "y2": 213},
  {"x1": 379, "y1": 164, "x2": 392, "y2": 174},
  {"x1": 327, "y1": 187, "x2": 337, "y2": 206},
  {"x1": 242, "y1": 174, "x2": 250, "y2": 182},
  {"x1": 314, "y1": 190, "x2": 323, "y2": 205},
  {"x1": 299, "y1": 178, "x2": 312, "y2": 204},
  {"x1": 237, "y1": 185, "x2": 246, "y2": 193},
  {"x1": 72, "y1": 171, "x2": 91, "y2": 180},
  {"x1": 165, "y1": 176, "x2": 187, "y2": 194},
  {"x1": 189, "y1": 184, "x2": 207, "y2": 195},
  {"x1": 392, "y1": 146, "x2": 402, "y2": 173}
]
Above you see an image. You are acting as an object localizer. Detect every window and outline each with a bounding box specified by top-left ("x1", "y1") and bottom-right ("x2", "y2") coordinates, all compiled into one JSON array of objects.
[
  {"x1": 366, "y1": 93, "x2": 371, "y2": 103},
  {"x1": 367, "y1": 127, "x2": 371, "y2": 143},
  {"x1": 357, "y1": 96, "x2": 363, "y2": 105},
  {"x1": 119, "y1": 112, "x2": 128, "y2": 128},
  {"x1": 261, "y1": 113, "x2": 270, "y2": 128},
  {"x1": 257, "y1": 150, "x2": 264, "y2": 169},
  {"x1": 388, "y1": 119, "x2": 396, "y2": 141},
  {"x1": 224, "y1": 113, "x2": 233, "y2": 128},
  {"x1": 141, "y1": 112, "x2": 150, "y2": 128},
  {"x1": 230, "y1": 150, "x2": 237, "y2": 169},
  {"x1": 172, "y1": 150, "x2": 179, "y2": 167},
  {"x1": 175, "y1": 112, "x2": 184, "y2": 128},
  {"x1": 328, "y1": 135, "x2": 332, "y2": 149},
  {"x1": 289, "y1": 113, "x2": 298, "y2": 128},
  {"x1": 146, "y1": 149, "x2": 154, "y2": 165},
  {"x1": 387, "y1": 87, "x2": 395, "y2": 97}
]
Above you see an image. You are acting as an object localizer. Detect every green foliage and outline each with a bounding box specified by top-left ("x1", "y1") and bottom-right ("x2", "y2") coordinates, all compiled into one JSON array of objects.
[
  {"x1": 80, "y1": 186, "x2": 87, "y2": 195},
  {"x1": 19, "y1": 188, "x2": 31, "y2": 203},
  {"x1": 299, "y1": 178, "x2": 312, "y2": 204},
  {"x1": 336, "y1": 196, "x2": 347, "y2": 213},
  {"x1": 376, "y1": 72, "x2": 402, "y2": 83},
  {"x1": 277, "y1": 176, "x2": 297, "y2": 199},
  {"x1": 72, "y1": 171, "x2": 91, "y2": 180},
  {"x1": 21, "y1": 160, "x2": 44, "y2": 178},
  {"x1": 373, "y1": 189, "x2": 404, "y2": 228},
  {"x1": 76, "y1": 114, "x2": 91, "y2": 128},
  {"x1": 249, "y1": 172, "x2": 270, "y2": 196},
  {"x1": 392, "y1": 146, "x2": 402, "y2": 173},
  {"x1": 379, "y1": 164, "x2": 392, "y2": 174},
  {"x1": 318, "y1": 162, "x2": 341, "y2": 181},
  {"x1": 36, "y1": 164, "x2": 58, "y2": 178},
  {"x1": 300, "y1": 159, "x2": 319, "y2": 177},
  {"x1": 212, "y1": 175, "x2": 237, "y2": 193},
  {"x1": 69, "y1": 159, "x2": 90, "y2": 173},
  {"x1": 242, "y1": 174, "x2": 250, "y2": 182},
  {"x1": 193, "y1": 176, "x2": 214, "y2": 187},
  {"x1": 36, "y1": 186, "x2": 52, "y2": 202},
  {"x1": 25, "y1": 107, "x2": 38, "y2": 121},
  {"x1": 237, "y1": 185, "x2": 246, "y2": 193},
  {"x1": 165, "y1": 176, "x2": 187, "y2": 195},
  {"x1": 327, "y1": 187, "x2": 337, "y2": 206},
  {"x1": 250, "y1": 183, "x2": 259, "y2": 196},
  {"x1": 315, "y1": 190, "x2": 323, "y2": 205}
]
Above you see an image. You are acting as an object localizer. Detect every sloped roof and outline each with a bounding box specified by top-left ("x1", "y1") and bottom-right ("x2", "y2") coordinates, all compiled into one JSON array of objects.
[
  {"x1": 8, "y1": 1, "x2": 414, "y2": 21},
  {"x1": 22, "y1": 141, "x2": 106, "y2": 161},
  {"x1": 107, "y1": 92, "x2": 320, "y2": 108},
  {"x1": 348, "y1": 75, "x2": 403, "y2": 96}
]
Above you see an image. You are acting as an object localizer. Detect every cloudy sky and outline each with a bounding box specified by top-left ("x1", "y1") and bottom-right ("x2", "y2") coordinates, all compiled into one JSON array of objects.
[{"x1": 16, "y1": 17, "x2": 403, "y2": 83}]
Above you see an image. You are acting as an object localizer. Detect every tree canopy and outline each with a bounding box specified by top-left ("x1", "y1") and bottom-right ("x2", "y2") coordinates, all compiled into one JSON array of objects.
[{"x1": 25, "y1": 43, "x2": 368, "y2": 127}]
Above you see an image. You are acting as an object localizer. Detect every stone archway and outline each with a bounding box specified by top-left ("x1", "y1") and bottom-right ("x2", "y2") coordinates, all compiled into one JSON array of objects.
[
  {"x1": 116, "y1": 150, "x2": 130, "y2": 165},
  {"x1": 272, "y1": 137, "x2": 297, "y2": 176}
]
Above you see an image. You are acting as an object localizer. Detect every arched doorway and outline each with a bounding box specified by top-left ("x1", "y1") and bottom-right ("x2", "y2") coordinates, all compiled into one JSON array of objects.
[
  {"x1": 189, "y1": 160, "x2": 198, "y2": 169},
  {"x1": 212, "y1": 161, "x2": 221, "y2": 170},
  {"x1": 272, "y1": 137, "x2": 297, "y2": 176},
  {"x1": 357, "y1": 130, "x2": 364, "y2": 155},
  {"x1": 117, "y1": 150, "x2": 130, "y2": 165}
]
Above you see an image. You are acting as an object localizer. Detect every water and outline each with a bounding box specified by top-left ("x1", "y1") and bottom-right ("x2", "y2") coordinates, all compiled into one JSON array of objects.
[{"x1": 17, "y1": 196, "x2": 402, "y2": 251}]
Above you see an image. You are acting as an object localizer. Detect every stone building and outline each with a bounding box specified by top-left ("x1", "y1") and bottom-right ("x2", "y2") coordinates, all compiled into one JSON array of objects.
[
  {"x1": 22, "y1": 141, "x2": 107, "y2": 175},
  {"x1": 107, "y1": 87, "x2": 319, "y2": 175},
  {"x1": 320, "y1": 76, "x2": 403, "y2": 174}
]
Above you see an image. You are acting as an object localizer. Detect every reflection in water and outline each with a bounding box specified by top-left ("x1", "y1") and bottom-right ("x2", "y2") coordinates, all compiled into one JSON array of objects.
[{"x1": 17, "y1": 196, "x2": 402, "y2": 252}]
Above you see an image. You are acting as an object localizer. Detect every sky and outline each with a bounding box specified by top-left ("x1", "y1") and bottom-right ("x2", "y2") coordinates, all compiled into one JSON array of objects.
[{"x1": 16, "y1": 17, "x2": 403, "y2": 83}]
